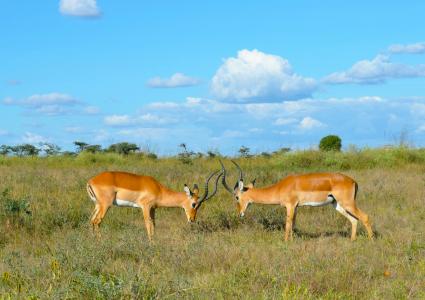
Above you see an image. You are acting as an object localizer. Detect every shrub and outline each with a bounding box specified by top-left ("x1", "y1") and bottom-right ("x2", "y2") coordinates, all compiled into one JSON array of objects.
[
  {"x1": 0, "y1": 188, "x2": 32, "y2": 229},
  {"x1": 238, "y1": 146, "x2": 251, "y2": 158},
  {"x1": 319, "y1": 135, "x2": 342, "y2": 152}
]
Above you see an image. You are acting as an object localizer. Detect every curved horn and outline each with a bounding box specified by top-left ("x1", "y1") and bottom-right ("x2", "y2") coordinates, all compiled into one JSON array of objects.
[
  {"x1": 231, "y1": 160, "x2": 244, "y2": 182},
  {"x1": 196, "y1": 172, "x2": 223, "y2": 208},
  {"x1": 220, "y1": 159, "x2": 233, "y2": 194},
  {"x1": 198, "y1": 170, "x2": 220, "y2": 204}
]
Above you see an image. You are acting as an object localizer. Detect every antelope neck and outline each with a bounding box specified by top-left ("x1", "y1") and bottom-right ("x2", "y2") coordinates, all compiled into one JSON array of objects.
[{"x1": 159, "y1": 188, "x2": 187, "y2": 207}]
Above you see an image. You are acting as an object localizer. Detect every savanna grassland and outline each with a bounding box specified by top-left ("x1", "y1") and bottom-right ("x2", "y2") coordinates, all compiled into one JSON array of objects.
[{"x1": 0, "y1": 148, "x2": 424, "y2": 299}]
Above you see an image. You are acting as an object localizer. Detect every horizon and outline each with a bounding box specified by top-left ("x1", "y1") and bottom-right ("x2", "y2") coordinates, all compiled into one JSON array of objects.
[{"x1": 1, "y1": 1, "x2": 425, "y2": 155}]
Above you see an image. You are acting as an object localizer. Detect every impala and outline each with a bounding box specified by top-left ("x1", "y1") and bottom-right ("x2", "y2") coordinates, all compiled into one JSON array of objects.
[
  {"x1": 220, "y1": 160, "x2": 373, "y2": 241},
  {"x1": 86, "y1": 170, "x2": 222, "y2": 240}
]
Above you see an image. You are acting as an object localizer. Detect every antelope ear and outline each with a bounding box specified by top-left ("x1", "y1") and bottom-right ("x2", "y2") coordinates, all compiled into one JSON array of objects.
[
  {"x1": 238, "y1": 180, "x2": 244, "y2": 191},
  {"x1": 247, "y1": 178, "x2": 256, "y2": 189},
  {"x1": 193, "y1": 184, "x2": 199, "y2": 195},
  {"x1": 184, "y1": 184, "x2": 191, "y2": 197}
]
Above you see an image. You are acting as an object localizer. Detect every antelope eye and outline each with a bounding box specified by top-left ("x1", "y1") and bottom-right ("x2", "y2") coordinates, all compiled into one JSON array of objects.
[
  {"x1": 191, "y1": 202, "x2": 196, "y2": 208},
  {"x1": 235, "y1": 196, "x2": 239, "y2": 201}
]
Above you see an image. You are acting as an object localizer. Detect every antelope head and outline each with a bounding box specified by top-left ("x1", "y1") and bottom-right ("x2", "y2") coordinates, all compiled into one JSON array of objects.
[
  {"x1": 183, "y1": 170, "x2": 223, "y2": 222},
  {"x1": 220, "y1": 160, "x2": 256, "y2": 218}
]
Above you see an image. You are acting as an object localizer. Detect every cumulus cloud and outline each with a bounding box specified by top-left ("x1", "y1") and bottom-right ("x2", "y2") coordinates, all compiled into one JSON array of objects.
[
  {"x1": 22, "y1": 132, "x2": 49, "y2": 144},
  {"x1": 147, "y1": 73, "x2": 201, "y2": 88},
  {"x1": 59, "y1": 0, "x2": 101, "y2": 17},
  {"x1": 2, "y1": 92, "x2": 98, "y2": 116},
  {"x1": 323, "y1": 55, "x2": 425, "y2": 84},
  {"x1": 388, "y1": 42, "x2": 425, "y2": 54},
  {"x1": 298, "y1": 117, "x2": 325, "y2": 130},
  {"x1": 210, "y1": 49, "x2": 317, "y2": 102}
]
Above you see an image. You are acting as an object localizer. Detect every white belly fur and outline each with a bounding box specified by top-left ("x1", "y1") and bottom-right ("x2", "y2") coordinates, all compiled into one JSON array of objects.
[
  {"x1": 298, "y1": 195, "x2": 335, "y2": 207},
  {"x1": 113, "y1": 198, "x2": 141, "y2": 208}
]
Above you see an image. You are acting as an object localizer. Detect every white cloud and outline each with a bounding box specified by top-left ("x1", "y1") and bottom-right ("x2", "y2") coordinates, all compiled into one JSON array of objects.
[
  {"x1": 211, "y1": 49, "x2": 317, "y2": 102},
  {"x1": 84, "y1": 106, "x2": 100, "y2": 114},
  {"x1": 274, "y1": 117, "x2": 297, "y2": 126},
  {"x1": 118, "y1": 128, "x2": 169, "y2": 139},
  {"x1": 147, "y1": 73, "x2": 201, "y2": 88},
  {"x1": 299, "y1": 117, "x2": 324, "y2": 130},
  {"x1": 388, "y1": 42, "x2": 425, "y2": 54},
  {"x1": 59, "y1": 0, "x2": 101, "y2": 17},
  {"x1": 22, "y1": 132, "x2": 49, "y2": 144},
  {"x1": 221, "y1": 130, "x2": 246, "y2": 138},
  {"x1": 2, "y1": 93, "x2": 100, "y2": 116},
  {"x1": 104, "y1": 114, "x2": 132, "y2": 126},
  {"x1": 104, "y1": 113, "x2": 177, "y2": 127},
  {"x1": 323, "y1": 55, "x2": 425, "y2": 84}
]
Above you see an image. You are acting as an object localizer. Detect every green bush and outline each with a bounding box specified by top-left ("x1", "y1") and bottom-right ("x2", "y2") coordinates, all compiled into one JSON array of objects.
[{"x1": 319, "y1": 135, "x2": 342, "y2": 152}]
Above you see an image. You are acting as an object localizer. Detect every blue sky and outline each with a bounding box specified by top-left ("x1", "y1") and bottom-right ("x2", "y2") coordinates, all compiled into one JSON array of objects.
[{"x1": 1, "y1": 1, "x2": 425, "y2": 155}]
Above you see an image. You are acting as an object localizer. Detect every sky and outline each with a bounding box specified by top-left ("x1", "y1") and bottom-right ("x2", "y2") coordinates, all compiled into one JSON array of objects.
[{"x1": 1, "y1": 0, "x2": 425, "y2": 155}]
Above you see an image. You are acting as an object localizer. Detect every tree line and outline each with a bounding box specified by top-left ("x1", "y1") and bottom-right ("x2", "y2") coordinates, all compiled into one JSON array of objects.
[
  {"x1": 0, "y1": 135, "x2": 343, "y2": 158},
  {"x1": 0, "y1": 141, "x2": 142, "y2": 157}
]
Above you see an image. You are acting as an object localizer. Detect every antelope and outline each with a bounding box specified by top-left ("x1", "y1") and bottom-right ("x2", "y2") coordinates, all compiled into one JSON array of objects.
[
  {"x1": 86, "y1": 170, "x2": 222, "y2": 241},
  {"x1": 220, "y1": 160, "x2": 373, "y2": 241}
]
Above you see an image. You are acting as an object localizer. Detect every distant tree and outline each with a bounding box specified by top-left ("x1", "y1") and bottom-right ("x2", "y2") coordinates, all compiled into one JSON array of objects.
[
  {"x1": 84, "y1": 145, "x2": 102, "y2": 153},
  {"x1": 11, "y1": 144, "x2": 40, "y2": 156},
  {"x1": 273, "y1": 147, "x2": 291, "y2": 155},
  {"x1": 260, "y1": 152, "x2": 271, "y2": 158},
  {"x1": 41, "y1": 143, "x2": 61, "y2": 156},
  {"x1": 178, "y1": 143, "x2": 194, "y2": 164},
  {"x1": 319, "y1": 135, "x2": 342, "y2": 152},
  {"x1": 147, "y1": 152, "x2": 157, "y2": 160},
  {"x1": 107, "y1": 142, "x2": 139, "y2": 155},
  {"x1": 238, "y1": 146, "x2": 251, "y2": 158},
  {"x1": 0, "y1": 145, "x2": 12, "y2": 156},
  {"x1": 61, "y1": 151, "x2": 77, "y2": 156},
  {"x1": 73, "y1": 141, "x2": 88, "y2": 153}
]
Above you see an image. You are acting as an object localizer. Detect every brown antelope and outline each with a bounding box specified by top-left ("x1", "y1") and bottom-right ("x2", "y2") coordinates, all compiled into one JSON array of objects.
[
  {"x1": 220, "y1": 160, "x2": 373, "y2": 241},
  {"x1": 86, "y1": 170, "x2": 222, "y2": 240}
]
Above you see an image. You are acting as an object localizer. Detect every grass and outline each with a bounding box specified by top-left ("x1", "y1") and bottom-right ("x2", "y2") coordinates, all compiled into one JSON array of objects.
[{"x1": 0, "y1": 147, "x2": 425, "y2": 299}]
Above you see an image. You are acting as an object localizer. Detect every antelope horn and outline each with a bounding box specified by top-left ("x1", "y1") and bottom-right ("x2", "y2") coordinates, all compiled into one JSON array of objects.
[
  {"x1": 197, "y1": 172, "x2": 223, "y2": 208},
  {"x1": 198, "y1": 170, "x2": 221, "y2": 204},
  {"x1": 231, "y1": 160, "x2": 244, "y2": 182},
  {"x1": 219, "y1": 159, "x2": 233, "y2": 194}
]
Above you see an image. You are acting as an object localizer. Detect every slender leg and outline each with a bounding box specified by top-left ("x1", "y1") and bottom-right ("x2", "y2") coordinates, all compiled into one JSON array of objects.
[
  {"x1": 350, "y1": 207, "x2": 374, "y2": 239},
  {"x1": 333, "y1": 202, "x2": 358, "y2": 240},
  {"x1": 285, "y1": 205, "x2": 296, "y2": 241},
  {"x1": 89, "y1": 187, "x2": 114, "y2": 237},
  {"x1": 90, "y1": 204, "x2": 100, "y2": 230},
  {"x1": 91, "y1": 203, "x2": 110, "y2": 237},
  {"x1": 142, "y1": 205, "x2": 155, "y2": 242}
]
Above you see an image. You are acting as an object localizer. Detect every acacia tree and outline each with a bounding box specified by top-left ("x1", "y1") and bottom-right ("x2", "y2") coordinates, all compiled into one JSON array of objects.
[
  {"x1": 238, "y1": 146, "x2": 251, "y2": 158},
  {"x1": 107, "y1": 142, "x2": 139, "y2": 155},
  {"x1": 41, "y1": 143, "x2": 61, "y2": 156},
  {"x1": 84, "y1": 145, "x2": 102, "y2": 153},
  {"x1": 73, "y1": 141, "x2": 88, "y2": 153},
  {"x1": 0, "y1": 145, "x2": 12, "y2": 155},
  {"x1": 11, "y1": 144, "x2": 40, "y2": 156}
]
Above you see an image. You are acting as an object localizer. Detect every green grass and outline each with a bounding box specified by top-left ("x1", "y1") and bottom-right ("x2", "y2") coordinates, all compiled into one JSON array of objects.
[{"x1": 1, "y1": 148, "x2": 425, "y2": 299}]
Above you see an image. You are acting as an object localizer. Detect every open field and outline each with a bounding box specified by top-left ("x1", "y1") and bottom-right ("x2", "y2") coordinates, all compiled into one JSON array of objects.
[{"x1": 1, "y1": 148, "x2": 425, "y2": 299}]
